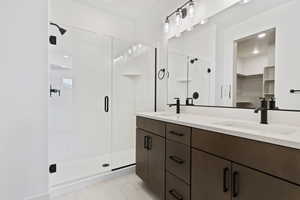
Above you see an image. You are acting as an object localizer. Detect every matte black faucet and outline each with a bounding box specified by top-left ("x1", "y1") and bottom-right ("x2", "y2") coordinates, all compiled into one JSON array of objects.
[
  {"x1": 254, "y1": 98, "x2": 268, "y2": 124},
  {"x1": 169, "y1": 98, "x2": 180, "y2": 114}
]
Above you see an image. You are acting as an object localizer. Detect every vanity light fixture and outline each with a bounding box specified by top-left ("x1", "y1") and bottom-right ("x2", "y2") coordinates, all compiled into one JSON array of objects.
[
  {"x1": 258, "y1": 33, "x2": 267, "y2": 38},
  {"x1": 188, "y1": 0, "x2": 195, "y2": 18},
  {"x1": 163, "y1": 0, "x2": 196, "y2": 34},
  {"x1": 164, "y1": 18, "x2": 170, "y2": 33},
  {"x1": 175, "y1": 9, "x2": 182, "y2": 26}
]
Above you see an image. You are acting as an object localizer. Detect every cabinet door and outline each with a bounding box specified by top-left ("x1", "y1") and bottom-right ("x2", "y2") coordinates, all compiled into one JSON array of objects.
[
  {"x1": 136, "y1": 129, "x2": 148, "y2": 182},
  {"x1": 192, "y1": 149, "x2": 231, "y2": 200},
  {"x1": 232, "y1": 164, "x2": 300, "y2": 200},
  {"x1": 148, "y1": 133, "x2": 166, "y2": 200}
]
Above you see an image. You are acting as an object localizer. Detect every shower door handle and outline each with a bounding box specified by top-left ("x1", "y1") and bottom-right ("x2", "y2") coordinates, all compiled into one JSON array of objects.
[{"x1": 104, "y1": 96, "x2": 109, "y2": 112}]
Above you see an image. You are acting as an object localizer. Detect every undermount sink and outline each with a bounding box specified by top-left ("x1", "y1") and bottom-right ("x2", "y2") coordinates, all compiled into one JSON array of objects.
[{"x1": 214, "y1": 121, "x2": 295, "y2": 136}]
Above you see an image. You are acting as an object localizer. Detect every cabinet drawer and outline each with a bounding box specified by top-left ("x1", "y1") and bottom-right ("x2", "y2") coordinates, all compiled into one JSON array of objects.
[
  {"x1": 166, "y1": 140, "x2": 190, "y2": 183},
  {"x1": 136, "y1": 116, "x2": 165, "y2": 137},
  {"x1": 192, "y1": 128, "x2": 300, "y2": 185},
  {"x1": 166, "y1": 172, "x2": 190, "y2": 200},
  {"x1": 167, "y1": 123, "x2": 191, "y2": 145}
]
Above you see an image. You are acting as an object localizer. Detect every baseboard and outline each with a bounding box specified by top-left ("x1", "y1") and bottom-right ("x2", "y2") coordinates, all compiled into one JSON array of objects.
[
  {"x1": 24, "y1": 193, "x2": 49, "y2": 200},
  {"x1": 49, "y1": 165, "x2": 135, "y2": 198}
]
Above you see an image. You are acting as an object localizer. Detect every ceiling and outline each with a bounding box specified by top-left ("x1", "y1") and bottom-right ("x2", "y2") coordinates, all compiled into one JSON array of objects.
[
  {"x1": 73, "y1": 0, "x2": 294, "y2": 36},
  {"x1": 237, "y1": 29, "x2": 276, "y2": 58},
  {"x1": 74, "y1": 0, "x2": 185, "y2": 21}
]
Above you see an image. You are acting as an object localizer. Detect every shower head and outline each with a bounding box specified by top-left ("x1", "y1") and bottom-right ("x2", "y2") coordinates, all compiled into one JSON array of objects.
[
  {"x1": 190, "y1": 58, "x2": 199, "y2": 64},
  {"x1": 50, "y1": 22, "x2": 67, "y2": 35}
]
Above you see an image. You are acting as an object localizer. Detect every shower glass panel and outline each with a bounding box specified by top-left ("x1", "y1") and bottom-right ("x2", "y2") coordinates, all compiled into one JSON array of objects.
[
  {"x1": 48, "y1": 26, "x2": 112, "y2": 186},
  {"x1": 111, "y1": 40, "x2": 155, "y2": 169},
  {"x1": 167, "y1": 51, "x2": 188, "y2": 103},
  {"x1": 188, "y1": 58, "x2": 212, "y2": 105},
  {"x1": 167, "y1": 51, "x2": 212, "y2": 105}
]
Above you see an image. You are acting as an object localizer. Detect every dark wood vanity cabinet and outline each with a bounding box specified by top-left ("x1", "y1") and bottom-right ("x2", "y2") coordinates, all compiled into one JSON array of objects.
[
  {"x1": 191, "y1": 149, "x2": 231, "y2": 200},
  {"x1": 136, "y1": 117, "x2": 166, "y2": 200},
  {"x1": 231, "y1": 163, "x2": 300, "y2": 200},
  {"x1": 136, "y1": 116, "x2": 300, "y2": 200}
]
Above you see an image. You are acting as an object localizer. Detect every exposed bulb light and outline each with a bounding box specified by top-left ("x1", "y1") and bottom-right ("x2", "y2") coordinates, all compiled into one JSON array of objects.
[
  {"x1": 188, "y1": 0, "x2": 195, "y2": 18},
  {"x1": 240, "y1": 0, "x2": 252, "y2": 4},
  {"x1": 200, "y1": 19, "x2": 208, "y2": 25},
  {"x1": 253, "y1": 49, "x2": 260, "y2": 55},
  {"x1": 258, "y1": 33, "x2": 267, "y2": 38},
  {"x1": 164, "y1": 18, "x2": 170, "y2": 33},
  {"x1": 175, "y1": 9, "x2": 182, "y2": 26},
  {"x1": 128, "y1": 48, "x2": 132, "y2": 55}
]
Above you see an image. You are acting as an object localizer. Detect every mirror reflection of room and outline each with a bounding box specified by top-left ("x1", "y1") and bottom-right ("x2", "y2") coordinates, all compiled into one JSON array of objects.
[{"x1": 235, "y1": 29, "x2": 276, "y2": 109}]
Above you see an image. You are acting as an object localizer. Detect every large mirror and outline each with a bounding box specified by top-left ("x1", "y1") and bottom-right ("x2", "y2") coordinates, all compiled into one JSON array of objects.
[{"x1": 166, "y1": 0, "x2": 300, "y2": 111}]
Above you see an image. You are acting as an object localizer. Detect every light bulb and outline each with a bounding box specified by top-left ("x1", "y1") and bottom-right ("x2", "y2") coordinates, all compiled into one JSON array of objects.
[
  {"x1": 164, "y1": 18, "x2": 170, "y2": 33},
  {"x1": 188, "y1": 1, "x2": 195, "y2": 18},
  {"x1": 176, "y1": 10, "x2": 182, "y2": 26},
  {"x1": 128, "y1": 48, "x2": 132, "y2": 55}
]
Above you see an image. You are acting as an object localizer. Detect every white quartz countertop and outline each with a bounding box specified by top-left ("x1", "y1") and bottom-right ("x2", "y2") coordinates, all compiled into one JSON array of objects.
[{"x1": 137, "y1": 112, "x2": 300, "y2": 150}]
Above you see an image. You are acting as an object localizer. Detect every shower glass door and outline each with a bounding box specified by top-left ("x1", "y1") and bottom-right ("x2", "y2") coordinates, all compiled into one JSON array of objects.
[{"x1": 48, "y1": 26, "x2": 112, "y2": 186}]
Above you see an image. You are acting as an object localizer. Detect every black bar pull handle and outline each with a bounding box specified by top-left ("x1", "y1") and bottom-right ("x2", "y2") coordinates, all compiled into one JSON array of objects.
[
  {"x1": 233, "y1": 171, "x2": 239, "y2": 198},
  {"x1": 104, "y1": 96, "x2": 109, "y2": 112},
  {"x1": 147, "y1": 136, "x2": 152, "y2": 150},
  {"x1": 223, "y1": 168, "x2": 230, "y2": 193},
  {"x1": 290, "y1": 89, "x2": 300, "y2": 94},
  {"x1": 144, "y1": 136, "x2": 148, "y2": 149},
  {"x1": 169, "y1": 189, "x2": 183, "y2": 200},
  {"x1": 169, "y1": 156, "x2": 185, "y2": 164},
  {"x1": 169, "y1": 131, "x2": 184, "y2": 137}
]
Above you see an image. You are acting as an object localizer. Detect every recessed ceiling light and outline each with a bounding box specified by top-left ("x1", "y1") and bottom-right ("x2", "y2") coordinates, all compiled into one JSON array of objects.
[
  {"x1": 253, "y1": 49, "x2": 260, "y2": 55},
  {"x1": 258, "y1": 33, "x2": 267, "y2": 38},
  {"x1": 133, "y1": 45, "x2": 137, "y2": 52},
  {"x1": 240, "y1": 0, "x2": 252, "y2": 4},
  {"x1": 200, "y1": 19, "x2": 208, "y2": 25}
]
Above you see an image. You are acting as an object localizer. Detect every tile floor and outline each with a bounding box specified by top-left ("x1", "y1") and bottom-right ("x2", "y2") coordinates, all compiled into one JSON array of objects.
[{"x1": 50, "y1": 173, "x2": 159, "y2": 200}]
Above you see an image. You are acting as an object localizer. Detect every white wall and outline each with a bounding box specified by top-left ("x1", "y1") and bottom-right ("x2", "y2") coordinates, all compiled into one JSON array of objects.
[
  {"x1": 49, "y1": 0, "x2": 135, "y2": 42},
  {"x1": 0, "y1": 1, "x2": 48, "y2": 200},
  {"x1": 216, "y1": 0, "x2": 300, "y2": 109}
]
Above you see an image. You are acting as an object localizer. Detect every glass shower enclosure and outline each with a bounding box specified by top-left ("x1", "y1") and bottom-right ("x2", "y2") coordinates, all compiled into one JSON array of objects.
[{"x1": 48, "y1": 25, "x2": 155, "y2": 186}]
